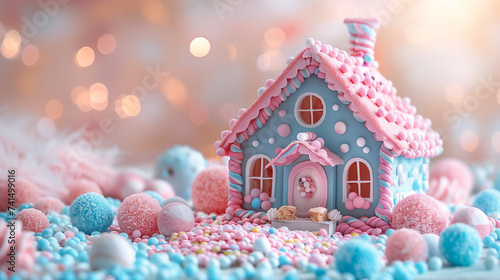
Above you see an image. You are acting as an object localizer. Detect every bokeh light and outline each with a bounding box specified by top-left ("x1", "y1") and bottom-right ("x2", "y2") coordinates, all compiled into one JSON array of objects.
[
  {"x1": 257, "y1": 53, "x2": 271, "y2": 72},
  {"x1": 162, "y1": 76, "x2": 188, "y2": 106},
  {"x1": 189, "y1": 103, "x2": 210, "y2": 125},
  {"x1": 445, "y1": 82, "x2": 464, "y2": 104},
  {"x1": 97, "y1": 34, "x2": 116, "y2": 54},
  {"x1": 89, "y1": 83, "x2": 108, "y2": 103},
  {"x1": 264, "y1": 27, "x2": 286, "y2": 47},
  {"x1": 141, "y1": 0, "x2": 170, "y2": 25},
  {"x1": 45, "y1": 99, "x2": 64, "y2": 120},
  {"x1": 75, "y1": 46, "x2": 95, "y2": 68},
  {"x1": 21, "y1": 45, "x2": 40, "y2": 66},
  {"x1": 74, "y1": 88, "x2": 92, "y2": 112},
  {"x1": 492, "y1": 131, "x2": 500, "y2": 152},
  {"x1": 227, "y1": 44, "x2": 237, "y2": 62},
  {"x1": 1, "y1": 30, "x2": 22, "y2": 59},
  {"x1": 71, "y1": 86, "x2": 88, "y2": 104},
  {"x1": 190, "y1": 37, "x2": 210, "y2": 58},
  {"x1": 460, "y1": 129, "x2": 479, "y2": 152},
  {"x1": 121, "y1": 95, "x2": 141, "y2": 117}
]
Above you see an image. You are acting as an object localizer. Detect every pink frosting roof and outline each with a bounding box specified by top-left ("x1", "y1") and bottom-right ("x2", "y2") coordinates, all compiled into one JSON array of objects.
[
  {"x1": 266, "y1": 138, "x2": 344, "y2": 168},
  {"x1": 215, "y1": 39, "x2": 443, "y2": 159}
]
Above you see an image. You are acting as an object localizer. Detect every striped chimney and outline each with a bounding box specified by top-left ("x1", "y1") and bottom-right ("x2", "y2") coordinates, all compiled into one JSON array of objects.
[{"x1": 344, "y1": 18, "x2": 379, "y2": 66}]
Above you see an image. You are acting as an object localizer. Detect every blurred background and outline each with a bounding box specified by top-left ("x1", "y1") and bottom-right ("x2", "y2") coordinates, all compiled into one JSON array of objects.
[{"x1": 1, "y1": 0, "x2": 500, "y2": 166}]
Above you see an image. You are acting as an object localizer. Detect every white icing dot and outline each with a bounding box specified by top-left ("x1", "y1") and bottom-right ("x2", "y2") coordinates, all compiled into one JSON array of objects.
[
  {"x1": 356, "y1": 137, "x2": 366, "y2": 147},
  {"x1": 252, "y1": 140, "x2": 259, "y2": 147},
  {"x1": 397, "y1": 164, "x2": 403, "y2": 176},
  {"x1": 332, "y1": 104, "x2": 339, "y2": 111},
  {"x1": 399, "y1": 174, "x2": 406, "y2": 185},
  {"x1": 363, "y1": 147, "x2": 370, "y2": 154},
  {"x1": 340, "y1": 143, "x2": 349, "y2": 153},
  {"x1": 279, "y1": 110, "x2": 286, "y2": 117},
  {"x1": 334, "y1": 121, "x2": 347, "y2": 135},
  {"x1": 297, "y1": 133, "x2": 307, "y2": 141},
  {"x1": 269, "y1": 138, "x2": 275, "y2": 144}
]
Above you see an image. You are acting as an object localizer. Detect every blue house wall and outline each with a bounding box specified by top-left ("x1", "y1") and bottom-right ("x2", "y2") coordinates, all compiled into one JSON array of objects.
[
  {"x1": 239, "y1": 74, "x2": 384, "y2": 218},
  {"x1": 390, "y1": 156, "x2": 430, "y2": 205}
]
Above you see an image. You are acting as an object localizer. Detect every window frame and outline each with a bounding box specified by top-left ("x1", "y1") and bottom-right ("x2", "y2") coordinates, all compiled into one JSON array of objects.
[
  {"x1": 245, "y1": 154, "x2": 275, "y2": 201},
  {"x1": 342, "y1": 158, "x2": 373, "y2": 203},
  {"x1": 294, "y1": 92, "x2": 326, "y2": 128}
]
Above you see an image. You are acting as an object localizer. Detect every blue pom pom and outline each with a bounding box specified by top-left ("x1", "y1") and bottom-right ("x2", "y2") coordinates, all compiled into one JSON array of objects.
[
  {"x1": 335, "y1": 240, "x2": 382, "y2": 279},
  {"x1": 472, "y1": 189, "x2": 500, "y2": 216},
  {"x1": 69, "y1": 192, "x2": 114, "y2": 235},
  {"x1": 428, "y1": 256, "x2": 443, "y2": 271},
  {"x1": 251, "y1": 197, "x2": 262, "y2": 209},
  {"x1": 439, "y1": 223, "x2": 483, "y2": 266},
  {"x1": 144, "y1": 191, "x2": 164, "y2": 204}
]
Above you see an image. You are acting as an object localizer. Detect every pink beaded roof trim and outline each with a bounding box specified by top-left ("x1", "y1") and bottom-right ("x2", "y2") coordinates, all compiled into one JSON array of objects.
[{"x1": 215, "y1": 40, "x2": 443, "y2": 160}]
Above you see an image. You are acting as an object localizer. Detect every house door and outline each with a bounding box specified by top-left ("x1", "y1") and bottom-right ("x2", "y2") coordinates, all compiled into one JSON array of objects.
[{"x1": 288, "y1": 161, "x2": 328, "y2": 218}]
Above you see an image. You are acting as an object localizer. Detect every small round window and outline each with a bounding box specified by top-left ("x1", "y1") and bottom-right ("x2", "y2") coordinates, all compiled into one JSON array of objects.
[{"x1": 295, "y1": 92, "x2": 326, "y2": 128}]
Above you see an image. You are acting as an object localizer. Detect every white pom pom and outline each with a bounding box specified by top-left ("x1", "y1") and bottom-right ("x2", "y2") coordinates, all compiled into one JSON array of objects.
[
  {"x1": 286, "y1": 57, "x2": 294, "y2": 65},
  {"x1": 305, "y1": 38, "x2": 315, "y2": 47},
  {"x1": 257, "y1": 87, "x2": 266, "y2": 96}
]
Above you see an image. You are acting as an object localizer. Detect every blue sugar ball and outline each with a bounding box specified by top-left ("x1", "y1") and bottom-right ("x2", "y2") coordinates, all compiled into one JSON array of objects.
[
  {"x1": 144, "y1": 191, "x2": 164, "y2": 204},
  {"x1": 439, "y1": 223, "x2": 483, "y2": 266},
  {"x1": 69, "y1": 192, "x2": 114, "y2": 234},
  {"x1": 154, "y1": 145, "x2": 207, "y2": 200},
  {"x1": 472, "y1": 189, "x2": 500, "y2": 216},
  {"x1": 428, "y1": 256, "x2": 443, "y2": 271},
  {"x1": 335, "y1": 239, "x2": 382, "y2": 279}
]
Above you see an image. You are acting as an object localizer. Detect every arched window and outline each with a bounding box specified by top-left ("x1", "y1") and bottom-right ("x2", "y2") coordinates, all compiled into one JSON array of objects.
[
  {"x1": 246, "y1": 155, "x2": 275, "y2": 199},
  {"x1": 295, "y1": 92, "x2": 326, "y2": 128},
  {"x1": 343, "y1": 158, "x2": 373, "y2": 202}
]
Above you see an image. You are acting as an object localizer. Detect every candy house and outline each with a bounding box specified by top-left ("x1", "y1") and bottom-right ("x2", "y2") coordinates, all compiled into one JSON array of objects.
[{"x1": 215, "y1": 18, "x2": 442, "y2": 231}]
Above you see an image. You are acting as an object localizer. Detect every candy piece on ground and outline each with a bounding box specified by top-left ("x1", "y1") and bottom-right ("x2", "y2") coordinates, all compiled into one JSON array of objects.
[
  {"x1": 253, "y1": 237, "x2": 271, "y2": 254},
  {"x1": 118, "y1": 193, "x2": 161, "y2": 236},
  {"x1": 146, "y1": 179, "x2": 175, "y2": 199},
  {"x1": 69, "y1": 192, "x2": 114, "y2": 234},
  {"x1": 450, "y1": 206, "x2": 493, "y2": 238},
  {"x1": 16, "y1": 208, "x2": 50, "y2": 233},
  {"x1": 0, "y1": 179, "x2": 39, "y2": 211},
  {"x1": 66, "y1": 179, "x2": 103, "y2": 204},
  {"x1": 89, "y1": 234, "x2": 135, "y2": 270},
  {"x1": 423, "y1": 233, "x2": 441, "y2": 258},
  {"x1": 157, "y1": 202, "x2": 195, "y2": 236},
  {"x1": 309, "y1": 207, "x2": 327, "y2": 222},
  {"x1": 277, "y1": 206, "x2": 296, "y2": 221},
  {"x1": 472, "y1": 189, "x2": 500, "y2": 216},
  {"x1": 439, "y1": 223, "x2": 482, "y2": 266},
  {"x1": 33, "y1": 196, "x2": 65, "y2": 214},
  {"x1": 428, "y1": 158, "x2": 473, "y2": 205},
  {"x1": 385, "y1": 228, "x2": 428, "y2": 263},
  {"x1": 191, "y1": 166, "x2": 229, "y2": 214},
  {"x1": 161, "y1": 196, "x2": 190, "y2": 208},
  {"x1": 391, "y1": 194, "x2": 449, "y2": 234},
  {"x1": 335, "y1": 239, "x2": 382, "y2": 279}
]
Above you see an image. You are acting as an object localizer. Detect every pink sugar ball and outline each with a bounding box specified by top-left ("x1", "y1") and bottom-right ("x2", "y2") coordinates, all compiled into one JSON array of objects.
[
  {"x1": 157, "y1": 202, "x2": 195, "y2": 236},
  {"x1": 451, "y1": 206, "x2": 493, "y2": 238},
  {"x1": 16, "y1": 208, "x2": 50, "y2": 233},
  {"x1": 391, "y1": 194, "x2": 449, "y2": 234},
  {"x1": 428, "y1": 158, "x2": 473, "y2": 204},
  {"x1": 66, "y1": 179, "x2": 103, "y2": 204},
  {"x1": 146, "y1": 179, "x2": 175, "y2": 199},
  {"x1": 0, "y1": 179, "x2": 39, "y2": 211},
  {"x1": 117, "y1": 193, "x2": 161, "y2": 236},
  {"x1": 34, "y1": 197, "x2": 65, "y2": 214},
  {"x1": 385, "y1": 228, "x2": 428, "y2": 263},
  {"x1": 191, "y1": 166, "x2": 229, "y2": 214}
]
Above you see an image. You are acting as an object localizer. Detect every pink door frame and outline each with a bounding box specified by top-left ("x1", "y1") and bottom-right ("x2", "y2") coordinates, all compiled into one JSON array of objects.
[{"x1": 288, "y1": 161, "x2": 328, "y2": 217}]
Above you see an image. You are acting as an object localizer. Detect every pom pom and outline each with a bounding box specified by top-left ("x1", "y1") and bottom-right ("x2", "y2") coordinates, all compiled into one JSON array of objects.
[
  {"x1": 439, "y1": 223, "x2": 482, "y2": 266},
  {"x1": 69, "y1": 192, "x2": 114, "y2": 234},
  {"x1": 66, "y1": 179, "x2": 103, "y2": 204},
  {"x1": 385, "y1": 229, "x2": 428, "y2": 263},
  {"x1": 451, "y1": 206, "x2": 492, "y2": 238},
  {"x1": 335, "y1": 240, "x2": 382, "y2": 279},
  {"x1": 0, "y1": 179, "x2": 39, "y2": 211},
  {"x1": 89, "y1": 234, "x2": 135, "y2": 270},
  {"x1": 428, "y1": 158, "x2": 473, "y2": 205},
  {"x1": 146, "y1": 179, "x2": 175, "y2": 199},
  {"x1": 191, "y1": 166, "x2": 229, "y2": 214},
  {"x1": 33, "y1": 196, "x2": 65, "y2": 214},
  {"x1": 16, "y1": 208, "x2": 49, "y2": 233},
  {"x1": 117, "y1": 193, "x2": 161, "y2": 236},
  {"x1": 157, "y1": 202, "x2": 195, "y2": 236},
  {"x1": 472, "y1": 189, "x2": 500, "y2": 216},
  {"x1": 391, "y1": 194, "x2": 449, "y2": 234}
]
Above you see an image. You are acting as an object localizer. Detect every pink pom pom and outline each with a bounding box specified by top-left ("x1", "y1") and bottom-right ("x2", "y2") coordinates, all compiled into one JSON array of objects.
[
  {"x1": 451, "y1": 206, "x2": 492, "y2": 238},
  {"x1": 385, "y1": 229, "x2": 428, "y2": 263},
  {"x1": 33, "y1": 196, "x2": 65, "y2": 214},
  {"x1": 306, "y1": 193, "x2": 312, "y2": 199},
  {"x1": 250, "y1": 188, "x2": 261, "y2": 198},
  {"x1": 66, "y1": 179, "x2": 103, "y2": 204},
  {"x1": 261, "y1": 201, "x2": 272, "y2": 211},
  {"x1": 117, "y1": 193, "x2": 161, "y2": 236},
  {"x1": 226, "y1": 207, "x2": 235, "y2": 216},
  {"x1": 391, "y1": 194, "x2": 449, "y2": 234},
  {"x1": 362, "y1": 200, "x2": 370, "y2": 210},
  {"x1": 345, "y1": 200, "x2": 355, "y2": 210},
  {"x1": 353, "y1": 197, "x2": 365, "y2": 208},
  {"x1": 0, "y1": 179, "x2": 39, "y2": 211},
  {"x1": 348, "y1": 192, "x2": 358, "y2": 200},
  {"x1": 259, "y1": 193, "x2": 269, "y2": 201},
  {"x1": 157, "y1": 202, "x2": 194, "y2": 236},
  {"x1": 191, "y1": 166, "x2": 229, "y2": 214},
  {"x1": 146, "y1": 179, "x2": 175, "y2": 199},
  {"x1": 16, "y1": 208, "x2": 50, "y2": 233},
  {"x1": 244, "y1": 195, "x2": 252, "y2": 204},
  {"x1": 428, "y1": 158, "x2": 473, "y2": 205}
]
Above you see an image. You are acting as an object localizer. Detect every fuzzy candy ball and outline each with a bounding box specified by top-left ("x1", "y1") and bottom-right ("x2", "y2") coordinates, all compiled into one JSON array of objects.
[
  {"x1": 33, "y1": 196, "x2": 65, "y2": 214},
  {"x1": 385, "y1": 229, "x2": 428, "y2": 263},
  {"x1": 16, "y1": 208, "x2": 50, "y2": 233},
  {"x1": 439, "y1": 223, "x2": 483, "y2": 266},
  {"x1": 391, "y1": 194, "x2": 449, "y2": 234},
  {"x1": 191, "y1": 166, "x2": 229, "y2": 214},
  {"x1": 146, "y1": 179, "x2": 175, "y2": 199},
  {"x1": 157, "y1": 202, "x2": 195, "y2": 236},
  {"x1": 0, "y1": 179, "x2": 39, "y2": 211},
  {"x1": 69, "y1": 192, "x2": 114, "y2": 234},
  {"x1": 160, "y1": 196, "x2": 190, "y2": 208},
  {"x1": 423, "y1": 234, "x2": 441, "y2": 258},
  {"x1": 472, "y1": 189, "x2": 500, "y2": 216},
  {"x1": 89, "y1": 234, "x2": 135, "y2": 270},
  {"x1": 451, "y1": 206, "x2": 492, "y2": 238},
  {"x1": 428, "y1": 158, "x2": 473, "y2": 204},
  {"x1": 335, "y1": 239, "x2": 382, "y2": 279},
  {"x1": 66, "y1": 179, "x2": 103, "y2": 204},
  {"x1": 118, "y1": 193, "x2": 161, "y2": 236}
]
